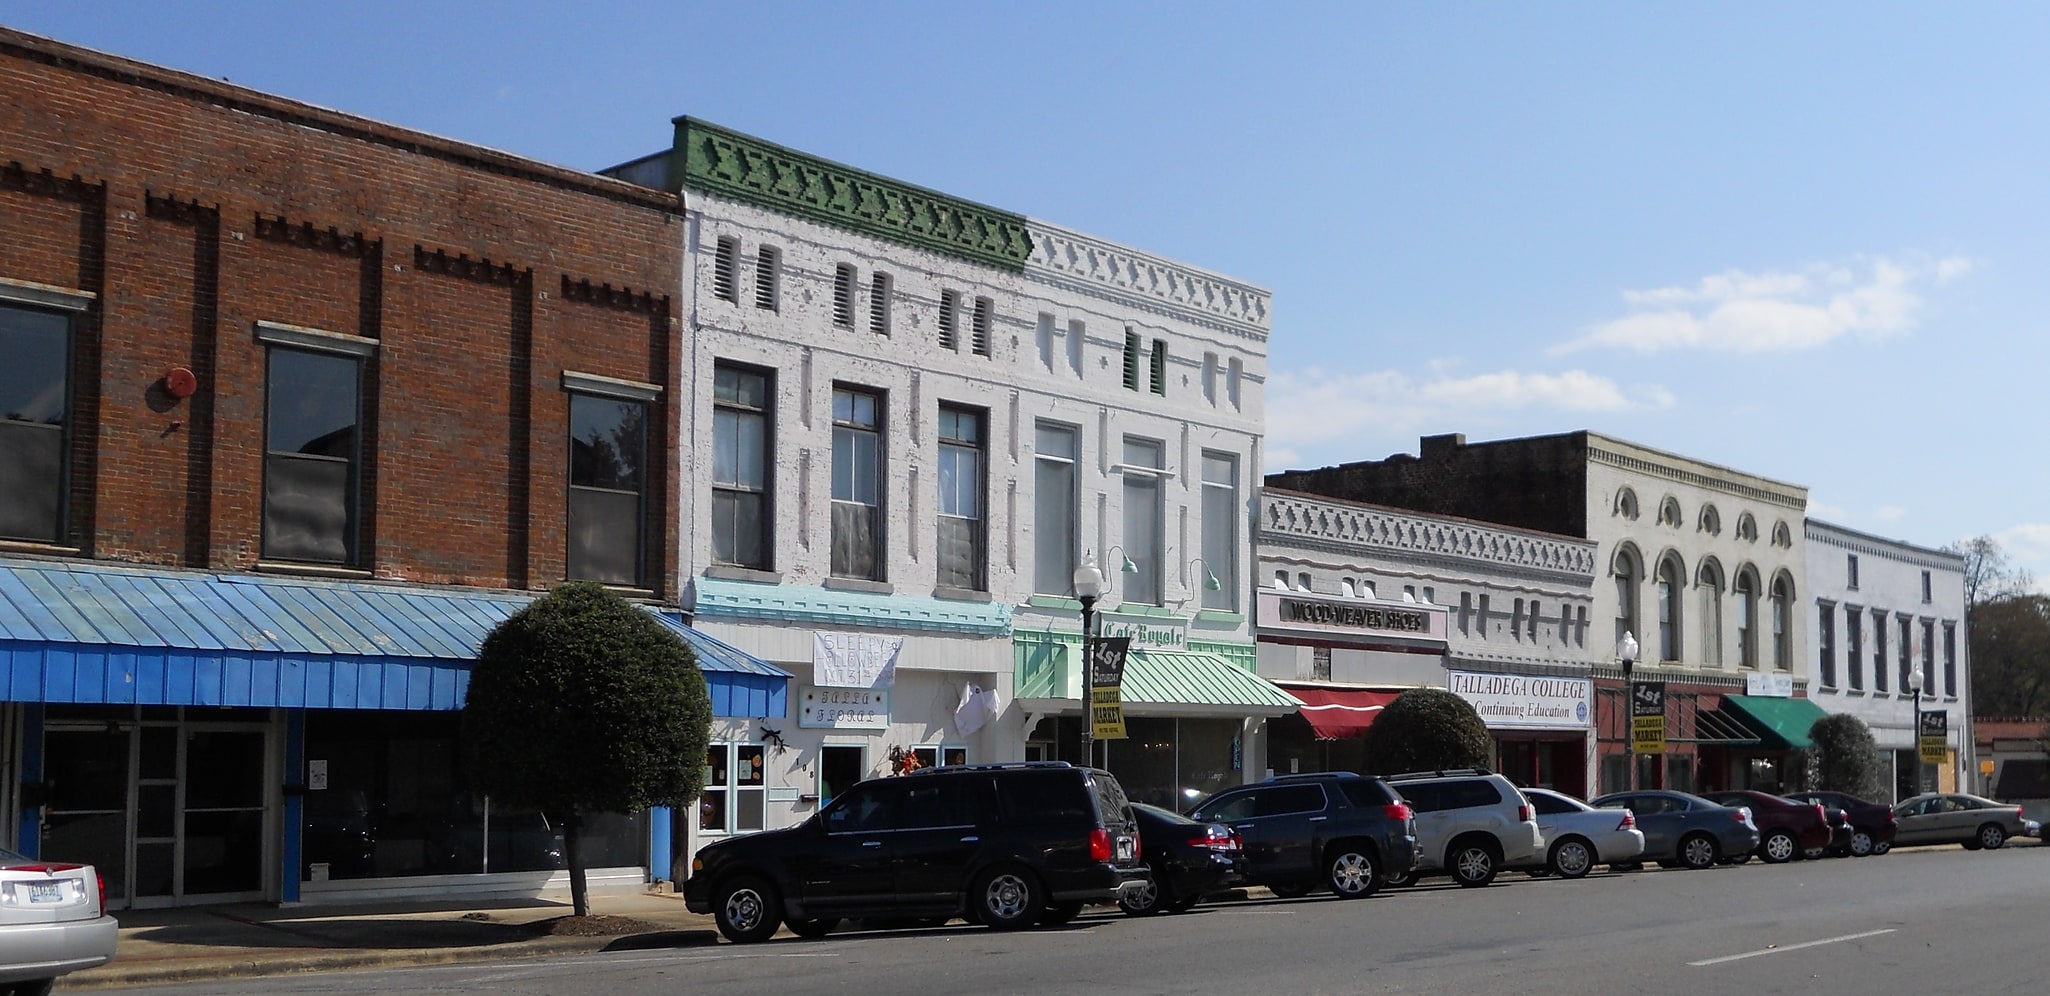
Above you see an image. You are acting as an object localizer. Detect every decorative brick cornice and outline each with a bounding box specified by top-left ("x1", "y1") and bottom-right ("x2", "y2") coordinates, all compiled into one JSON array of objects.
[
  {"x1": 1806, "y1": 519, "x2": 1966, "y2": 571},
  {"x1": 415, "y1": 246, "x2": 526, "y2": 286},
  {"x1": 1260, "y1": 491, "x2": 1599, "y2": 582},
  {"x1": 254, "y1": 215, "x2": 373, "y2": 257},
  {"x1": 1025, "y1": 221, "x2": 1271, "y2": 342},
  {"x1": 559, "y1": 275, "x2": 667, "y2": 315},
  {"x1": 2, "y1": 161, "x2": 100, "y2": 202},
  {"x1": 1587, "y1": 438, "x2": 1807, "y2": 511},
  {"x1": 144, "y1": 191, "x2": 218, "y2": 224},
  {"x1": 675, "y1": 117, "x2": 1031, "y2": 272}
]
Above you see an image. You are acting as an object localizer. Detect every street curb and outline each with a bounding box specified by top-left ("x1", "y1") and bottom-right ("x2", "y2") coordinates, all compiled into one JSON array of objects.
[{"x1": 59, "y1": 930, "x2": 721, "y2": 991}]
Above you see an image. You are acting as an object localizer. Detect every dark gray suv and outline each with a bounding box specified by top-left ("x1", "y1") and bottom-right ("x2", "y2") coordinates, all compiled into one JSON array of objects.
[
  {"x1": 684, "y1": 762, "x2": 1150, "y2": 942},
  {"x1": 1186, "y1": 772, "x2": 1418, "y2": 899}
]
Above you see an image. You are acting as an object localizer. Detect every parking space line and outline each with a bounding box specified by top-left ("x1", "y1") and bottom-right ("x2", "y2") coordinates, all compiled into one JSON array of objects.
[{"x1": 1687, "y1": 928, "x2": 1897, "y2": 967}]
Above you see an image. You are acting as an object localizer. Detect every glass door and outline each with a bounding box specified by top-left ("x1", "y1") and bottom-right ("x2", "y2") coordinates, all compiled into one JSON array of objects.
[
  {"x1": 180, "y1": 728, "x2": 267, "y2": 899},
  {"x1": 41, "y1": 727, "x2": 132, "y2": 905}
]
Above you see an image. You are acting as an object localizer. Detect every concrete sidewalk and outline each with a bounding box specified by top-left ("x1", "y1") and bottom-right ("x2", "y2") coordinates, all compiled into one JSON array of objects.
[{"x1": 60, "y1": 889, "x2": 721, "y2": 991}]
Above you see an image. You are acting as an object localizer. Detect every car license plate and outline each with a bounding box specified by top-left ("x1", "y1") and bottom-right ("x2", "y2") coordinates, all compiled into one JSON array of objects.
[
  {"x1": 28, "y1": 882, "x2": 63, "y2": 903},
  {"x1": 1115, "y1": 838, "x2": 1135, "y2": 862}
]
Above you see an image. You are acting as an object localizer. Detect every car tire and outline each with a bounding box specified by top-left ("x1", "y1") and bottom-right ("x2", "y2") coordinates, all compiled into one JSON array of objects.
[
  {"x1": 1609, "y1": 861, "x2": 1643, "y2": 872},
  {"x1": 1873, "y1": 840, "x2": 1891, "y2": 855},
  {"x1": 1549, "y1": 837, "x2": 1596, "y2": 880},
  {"x1": 1803, "y1": 846, "x2": 1827, "y2": 860},
  {"x1": 1849, "y1": 830, "x2": 1875, "y2": 857},
  {"x1": 1120, "y1": 875, "x2": 1171, "y2": 916},
  {"x1": 1978, "y1": 823, "x2": 2008, "y2": 850},
  {"x1": 6, "y1": 981, "x2": 55, "y2": 996},
  {"x1": 1169, "y1": 893, "x2": 1203, "y2": 914},
  {"x1": 713, "y1": 876, "x2": 783, "y2": 944},
  {"x1": 1679, "y1": 833, "x2": 1720, "y2": 870},
  {"x1": 1326, "y1": 844, "x2": 1381, "y2": 899},
  {"x1": 1761, "y1": 830, "x2": 1798, "y2": 864},
  {"x1": 1448, "y1": 838, "x2": 1501, "y2": 888},
  {"x1": 972, "y1": 865, "x2": 1042, "y2": 930},
  {"x1": 1042, "y1": 901, "x2": 1085, "y2": 925},
  {"x1": 785, "y1": 916, "x2": 837, "y2": 939},
  {"x1": 1267, "y1": 882, "x2": 1314, "y2": 899},
  {"x1": 1381, "y1": 868, "x2": 1416, "y2": 888}
]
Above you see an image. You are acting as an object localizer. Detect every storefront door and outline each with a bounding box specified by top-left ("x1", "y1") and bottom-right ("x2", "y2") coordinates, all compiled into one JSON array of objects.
[{"x1": 41, "y1": 711, "x2": 272, "y2": 908}]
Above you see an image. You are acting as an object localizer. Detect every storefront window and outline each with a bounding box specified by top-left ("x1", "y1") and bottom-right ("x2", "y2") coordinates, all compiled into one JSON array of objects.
[
  {"x1": 701, "y1": 743, "x2": 766, "y2": 834},
  {"x1": 1096, "y1": 717, "x2": 1242, "y2": 811}
]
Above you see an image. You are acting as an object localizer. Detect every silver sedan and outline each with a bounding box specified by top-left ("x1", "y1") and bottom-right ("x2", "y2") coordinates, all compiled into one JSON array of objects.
[
  {"x1": 1516, "y1": 787, "x2": 1646, "y2": 878},
  {"x1": 1, "y1": 847, "x2": 118, "y2": 994},
  {"x1": 1892, "y1": 793, "x2": 2032, "y2": 850}
]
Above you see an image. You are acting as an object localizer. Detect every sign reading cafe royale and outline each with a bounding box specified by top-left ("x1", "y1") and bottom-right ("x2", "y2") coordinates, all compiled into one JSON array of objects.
[{"x1": 1446, "y1": 671, "x2": 1592, "y2": 730}]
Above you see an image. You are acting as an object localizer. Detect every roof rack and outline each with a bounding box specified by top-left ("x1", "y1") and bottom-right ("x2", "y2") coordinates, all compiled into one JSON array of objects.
[
  {"x1": 1385, "y1": 767, "x2": 1493, "y2": 781},
  {"x1": 1262, "y1": 770, "x2": 1371, "y2": 783},
  {"x1": 907, "y1": 761, "x2": 1074, "y2": 775}
]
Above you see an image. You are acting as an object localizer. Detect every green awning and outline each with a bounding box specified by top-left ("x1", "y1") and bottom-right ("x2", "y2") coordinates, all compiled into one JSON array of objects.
[
  {"x1": 1720, "y1": 694, "x2": 1830, "y2": 750},
  {"x1": 1016, "y1": 647, "x2": 1299, "y2": 716}
]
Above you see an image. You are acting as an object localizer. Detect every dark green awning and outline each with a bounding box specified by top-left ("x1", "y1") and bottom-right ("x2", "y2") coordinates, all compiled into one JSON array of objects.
[{"x1": 1720, "y1": 694, "x2": 1830, "y2": 750}]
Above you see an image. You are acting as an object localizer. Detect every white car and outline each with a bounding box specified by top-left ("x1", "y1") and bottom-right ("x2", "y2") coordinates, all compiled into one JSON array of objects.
[
  {"x1": 1518, "y1": 787, "x2": 1647, "y2": 879},
  {"x1": 1, "y1": 848, "x2": 118, "y2": 995}
]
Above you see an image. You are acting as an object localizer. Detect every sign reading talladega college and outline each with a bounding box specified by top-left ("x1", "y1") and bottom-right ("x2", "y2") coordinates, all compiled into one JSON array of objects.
[
  {"x1": 1255, "y1": 590, "x2": 1449, "y2": 647},
  {"x1": 1446, "y1": 671, "x2": 1592, "y2": 730}
]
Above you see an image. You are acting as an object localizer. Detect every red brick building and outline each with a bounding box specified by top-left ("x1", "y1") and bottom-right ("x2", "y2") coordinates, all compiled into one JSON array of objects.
[{"x1": 0, "y1": 28, "x2": 782, "y2": 908}]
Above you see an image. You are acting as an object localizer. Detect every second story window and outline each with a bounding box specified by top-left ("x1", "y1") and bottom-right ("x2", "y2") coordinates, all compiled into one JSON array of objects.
[
  {"x1": 1121, "y1": 436, "x2": 1164, "y2": 604},
  {"x1": 753, "y1": 246, "x2": 780, "y2": 312},
  {"x1": 1943, "y1": 622, "x2": 1957, "y2": 696},
  {"x1": 262, "y1": 332, "x2": 369, "y2": 566},
  {"x1": 1199, "y1": 451, "x2": 1238, "y2": 611},
  {"x1": 1032, "y1": 422, "x2": 1078, "y2": 596},
  {"x1": 567, "y1": 389, "x2": 648, "y2": 586},
  {"x1": 1817, "y1": 603, "x2": 1836, "y2": 687},
  {"x1": 0, "y1": 297, "x2": 78, "y2": 544},
  {"x1": 1846, "y1": 607, "x2": 1864, "y2": 690},
  {"x1": 1871, "y1": 609, "x2": 1888, "y2": 693},
  {"x1": 712, "y1": 363, "x2": 771, "y2": 570},
  {"x1": 936, "y1": 405, "x2": 985, "y2": 591},
  {"x1": 831, "y1": 386, "x2": 884, "y2": 581}
]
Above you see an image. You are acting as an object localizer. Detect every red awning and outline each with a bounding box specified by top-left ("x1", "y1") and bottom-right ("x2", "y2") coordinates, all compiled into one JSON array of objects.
[{"x1": 1286, "y1": 687, "x2": 1402, "y2": 740}]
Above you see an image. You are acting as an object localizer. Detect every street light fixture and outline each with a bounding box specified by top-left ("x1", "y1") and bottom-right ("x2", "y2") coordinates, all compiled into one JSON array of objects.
[
  {"x1": 1909, "y1": 665, "x2": 1925, "y2": 797},
  {"x1": 1074, "y1": 554, "x2": 1107, "y2": 769},
  {"x1": 1617, "y1": 632, "x2": 1640, "y2": 794},
  {"x1": 1187, "y1": 557, "x2": 1223, "y2": 593}
]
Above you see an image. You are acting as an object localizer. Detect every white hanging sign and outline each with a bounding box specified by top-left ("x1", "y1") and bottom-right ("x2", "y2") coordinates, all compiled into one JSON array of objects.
[{"x1": 813, "y1": 632, "x2": 903, "y2": 689}]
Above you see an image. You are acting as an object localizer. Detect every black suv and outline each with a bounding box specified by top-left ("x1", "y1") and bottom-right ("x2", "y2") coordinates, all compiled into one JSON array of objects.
[
  {"x1": 684, "y1": 762, "x2": 1150, "y2": 942},
  {"x1": 1185, "y1": 772, "x2": 1418, "y2": 899}
]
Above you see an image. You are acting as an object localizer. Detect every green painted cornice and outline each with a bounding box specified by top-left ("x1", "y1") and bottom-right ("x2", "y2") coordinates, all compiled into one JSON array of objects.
[
  {"x1": 674, "y1": 118, "x2": 1031, "y2": 272},
  {"x1": 692, "y1": 576, "x2": 1012, "y2": 636}
]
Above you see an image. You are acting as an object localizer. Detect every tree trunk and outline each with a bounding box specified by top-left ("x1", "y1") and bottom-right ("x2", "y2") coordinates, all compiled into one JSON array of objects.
[{"x1": 561, "y1": 810, "x2": 588, "y2": 917}]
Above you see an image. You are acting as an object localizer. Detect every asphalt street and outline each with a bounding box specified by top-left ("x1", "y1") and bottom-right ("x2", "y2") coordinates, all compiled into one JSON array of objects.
[{"x1": 107, "y1": 845, "x2": 2050, "y2": 995}]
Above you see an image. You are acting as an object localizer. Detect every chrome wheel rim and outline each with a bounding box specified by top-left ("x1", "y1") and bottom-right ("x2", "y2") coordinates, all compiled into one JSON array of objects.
[
  {"x1": 984, "y1": 872, "x2": 1030, "y2": 920},
  {"x1": 1683, "y1": 837, "x2": 1715, "y2": 868},
  {"x1": 1554, "y1": 842, "x2": 1591, "y2": 877},
  {"x1": 1124, "y1": 880, "x2": 1159, "y2": 911},
  {"x1": 1765, "y1": 834, "x2": 1795, "y2": 861},
  {"x1": 1455, "y1": 848, "x2": 1493, "y2": 882},
  {"x1": 1981, "y1": 826, "x2": 2005, "y2": 849},
  {"x1": 723, "y1": 887, "x2": 766, "y2": 932},
  {"x1": 1849, "y1": 831, "x2": 1873, "y2": 856},
  {"x1": 1330, "y1": 852, "x2": 1374, "y2": 894}
]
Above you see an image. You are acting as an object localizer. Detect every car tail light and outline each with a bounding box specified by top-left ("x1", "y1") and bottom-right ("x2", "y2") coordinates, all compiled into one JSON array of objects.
[
  {"x1": 1814, "y1": 804, "x2": 1827, "y2": 826},
  {"x1": 1191, "y1": 826, "x2": 1240, "y2": 852},
  {"x1": 1089, "y1": 828, "x2": 1114, "y2": 863},
  {"x1": 98, "y1": 871, "x2": 107, "y2": 918},
  {"x1": 1616, "y1": 810, "x2": 1636, "y2": 831},
  {"x1": 1518, "y1": 803, "x2": 1535, "y2": 823},
  {"x1": 1384, "y1": 801, "x2": 1414, "y2": 821},
  {"x1": 1735, "y1": 807, "x2": 1755, "y2": 826}
]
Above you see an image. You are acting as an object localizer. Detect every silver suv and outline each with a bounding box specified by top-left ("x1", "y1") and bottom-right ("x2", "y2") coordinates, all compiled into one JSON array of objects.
[{"x1": 1382, "y1": 770, "x2": 1543, "y2": 888}]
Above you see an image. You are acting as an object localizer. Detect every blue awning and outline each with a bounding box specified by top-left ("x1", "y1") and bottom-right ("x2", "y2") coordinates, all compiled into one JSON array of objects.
[{"x1": 0, "y1": 559, "x2": 787, "y2": 715}]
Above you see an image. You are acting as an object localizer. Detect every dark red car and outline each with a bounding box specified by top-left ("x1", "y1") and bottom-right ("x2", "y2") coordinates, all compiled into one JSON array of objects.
[
  {"x1": 1784, "y1": 790, "x2": 1899, "y2": 857},
  {"x1": 1699, "y1": 790, "x2": 1832, "y2": 863}
]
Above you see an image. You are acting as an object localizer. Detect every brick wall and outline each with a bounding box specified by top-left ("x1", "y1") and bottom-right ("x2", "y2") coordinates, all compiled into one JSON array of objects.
[
  {"x1": 0, "y1": 28, "x2": 682, "y2": 595},
  {"x1": 1265, "y1": 431, "x2": 1594, "y2": 539}
]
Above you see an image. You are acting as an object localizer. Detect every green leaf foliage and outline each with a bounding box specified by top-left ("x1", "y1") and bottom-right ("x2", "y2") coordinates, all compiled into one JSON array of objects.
[
  {"x1": 1808, "y1": 712, "x2": 1885, "y2": 800},
  {"x1": 463, "y1": 583, "x2": 714, "y2": 818},
  {"x1": 1360, "y1": 688, "x2": 1493, "y2": 775}
]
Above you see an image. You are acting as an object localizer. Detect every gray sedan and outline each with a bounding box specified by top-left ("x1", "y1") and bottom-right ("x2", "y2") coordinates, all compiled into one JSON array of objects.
[
  {"x1": 1891, "y1": 792, "x2": 2031, "y2": 850},
  {"x1": 1517, "y1": 787, "x2": 1646, "y2": 879},
  {"x1": 1, "y1": 847, "x2": 118, "y2": 994},
  {"x1": 1590, "y1": 790, "x2": 1761, "y2": 871}
]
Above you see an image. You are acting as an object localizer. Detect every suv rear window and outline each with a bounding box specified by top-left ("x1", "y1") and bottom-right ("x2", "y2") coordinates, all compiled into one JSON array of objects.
[
  {"x1": 995, "y1": 771, "x2": 1094, "y2": 824},
  {"x1": 1338, "y1": 779, "x2": 1396, "y2": 808}
]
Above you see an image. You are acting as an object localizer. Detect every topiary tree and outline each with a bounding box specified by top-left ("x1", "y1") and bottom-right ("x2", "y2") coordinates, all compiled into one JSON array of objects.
[
  {"x1": 1360, "y1": 688, "x2": 1493, "y2": 776},
  {"x1": 463, "y1": 582, "x2": 713, "y2": 916},
  {"x1": 1809, "y1": 712, "x2": 1885, "y2": 801}
]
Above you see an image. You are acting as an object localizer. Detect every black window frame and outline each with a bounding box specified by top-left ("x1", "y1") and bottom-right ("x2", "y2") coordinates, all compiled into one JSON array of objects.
[
  {"x1": 830, "y1": 384, "x2": 886, "y2": 581},
  {"x1": 259, "y1": 330, "x2": 371, "y2": 567},
  {"x1": 935, "y1": 403, "x2": 986, "y2": 591},
  {"x1": 711, "y1": 362, "x2": 774, "y2": 571},
  {"x1": 565, "y1": 386, "x2": 651, "y2": 587},
  {"x1": 0, "y1": 294, "x2": 82, "y2": 545}
]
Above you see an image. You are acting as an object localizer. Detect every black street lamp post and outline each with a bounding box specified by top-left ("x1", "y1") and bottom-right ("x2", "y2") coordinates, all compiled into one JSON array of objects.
[
  {"x1": 1909, "y1": 666, "x2": 1925, "y2": 797},
  {"x1": 1618, "y1": 632, "x2": 1640, "y2": 794},
  {"x1": 1074, "y1": 555, "x2": 1106, "y2": 768}
]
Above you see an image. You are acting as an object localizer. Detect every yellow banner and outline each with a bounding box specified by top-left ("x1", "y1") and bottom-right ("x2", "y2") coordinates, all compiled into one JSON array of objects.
[
  {"x1": 1631, "y1": 715, "x2": 1666, "y2": 755},
  {"x1": 1920, "y1": 736, "x2": 1947, "y2": 766},
  {"x1": 1091, "y1": 687, "x2": 1127, "y2": 740}
]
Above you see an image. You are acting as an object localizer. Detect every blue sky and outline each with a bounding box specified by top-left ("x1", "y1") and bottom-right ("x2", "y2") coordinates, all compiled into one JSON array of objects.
[{"x1": 7, "y1": 2, "x2": 2046, "y2": 581}]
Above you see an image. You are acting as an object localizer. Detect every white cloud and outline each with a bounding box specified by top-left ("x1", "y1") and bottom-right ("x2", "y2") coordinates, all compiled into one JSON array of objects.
[
  {"x1": 1266, "y1": 367, "x2": 1672, "y2": 463},
  {"x1": 1872, "y1": 505, "x2": 1907, "y2": 523},
  {"x1": 1807, "y1": 501, "x2": 1847, "y2": 521},
  {"x1": 1994, "y1": 524, "x2": 2050, "y2": 594},
  {"x1": 1555, "y1": 255, "x2": 1971, "y2": 354}
]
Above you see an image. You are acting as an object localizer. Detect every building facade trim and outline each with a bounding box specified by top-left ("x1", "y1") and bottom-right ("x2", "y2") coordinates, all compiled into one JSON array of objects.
[{"x1": 690, "y1": 576, "x2": 1012, "y2": 635}]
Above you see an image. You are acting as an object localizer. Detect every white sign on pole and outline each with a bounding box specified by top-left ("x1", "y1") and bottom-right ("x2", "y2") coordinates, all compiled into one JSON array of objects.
[{"x1": 812, "y1": 632, "x2": 903, "y2": 689}]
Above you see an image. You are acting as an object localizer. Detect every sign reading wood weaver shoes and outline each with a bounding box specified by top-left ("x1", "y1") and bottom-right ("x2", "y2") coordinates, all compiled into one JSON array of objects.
[
  {"x1": 1089, "y1": 636, "x2": 1132, "y2": 740},
  {"x1": 1631, "y1": 680, "x2": 1666, "y2": 755}
]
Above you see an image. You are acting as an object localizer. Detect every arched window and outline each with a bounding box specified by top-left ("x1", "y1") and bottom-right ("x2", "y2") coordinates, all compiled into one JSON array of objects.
[
  {"x1": 1771, "y1": 521, "x2": 1792, "y2": 548},
  {"x1": 1699, "y1": 504, "x2": 1722, "y2": 536},
  {"x1": 1659, "y1": 497, "x2": 1683, "y2": 528},
  {"x1": 1736, "y1": 513, "x2": 1758, "y2": 543},
  {"x1": 1656, "y1": 553, "x2": 1684, "y2": 662},
  {"x1": 1696, "y1": 558, "x2": 1725, "y2": 667},
  {"x1": 1734, "y1": 567, "x2": 1760, "y2": 668},
  {"x1": 1615, "y1": 487, "x2": 1639, "y2": 520},
  {"x1": 1771, "y1": 573, "x2": 1795, "y2": 670},
  {"x1": 1296, "y1": 572, "x2": 1313, "y2": 593},
  {"x1": 1613, "y1": 544, "x2": 1643, "y2": 649}
]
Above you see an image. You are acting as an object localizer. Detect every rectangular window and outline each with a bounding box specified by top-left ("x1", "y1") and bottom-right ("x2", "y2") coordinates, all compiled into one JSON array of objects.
[
  {"x1": 1121, "y1": 437, "x2": 1164, "y2": 604},
  {"x1": 1199, "y1": 451, "x2": 1238, "y2": 611},
  {"x1": 568, "y1": 391, "x2": 647, "y2": 585},
  {"x1": 712, "y1": 236, "x2": 739, "y2": 303},
  {"x1": 264, "y1": 345, "x2": 364, "y2": 565},
  {"x1": 0, "y1": 301, "x2": 74, "y2": 543},
  {"x1": 1846, "y1": 554, "x2": 1860, "y2": 589},
  {"x1": 712, "y1": 363, "x2": 771, "y2": 570},
  {"x1": 1036, "y1": 313, "x2": 1054, "y2": 371},
  {"x1": 1817, "y1": 603, "x2": 1836, "y2": 687},
  {"x1": 938, "y1": 290, "x2": 960, "y2": 351},
  {"x1": 832, "y1": 264, "x2": 856, "y2": 328},
  {"x1": 1149, "y1": 338, "x2": 1167, "y2": 395},
  {"x1": 1922, "y1": 570, "x2": 1932, "y2": 603},
  {"x1": 1033, "y1": 423, "x2": 1078, "y2": 596},
  {"x1": 970, "y1": 297, "x2": 993, "y2": 357},
  {"x1": 869, "y1": 272, "x2": 892, "y2": 336},
  {"x1": 936, "y1": 405, "x2": 985, "y2": 591},
  {"x1": 831, "y1": 386, "x2": 884, "y2": 581},
  {"x1": 1226, "y1": 357, "x2": 1244, "y2": 409},
  {"x1": 1920, "y1": 619, "x2": 1935, "y2": 693},
  {"x1": 699, "y1": 743, "x2": 766, "y2": 835},
  {"x1": 1122, "y1": 330, "x2": 1141, "y2": 391},
  {"x1": 1898, "y1": 615, "x2": 1913, "y2": 693},
  {"x1": 1202, "y1": 352, "x2": 1218, "y2": 405},
  {"x1": 753, "y1": 246, "x2": 780, "y2": 311},
  {"x1": 1067, "y1": 319, "x2": 1085, "y2": 375},
  {"x1": 1846, "y1": 608, "x2": 1864, "y2": 690},
  {"x1": 1943, "y1": 622, "x2": 1957, "y2": 696},
  {"x1": 1872, "y1": 610, "x2": 1888, "y2": 693},
  {"x1": 1311, "y1": 646, "x2": 1332, "y2": 682}
]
